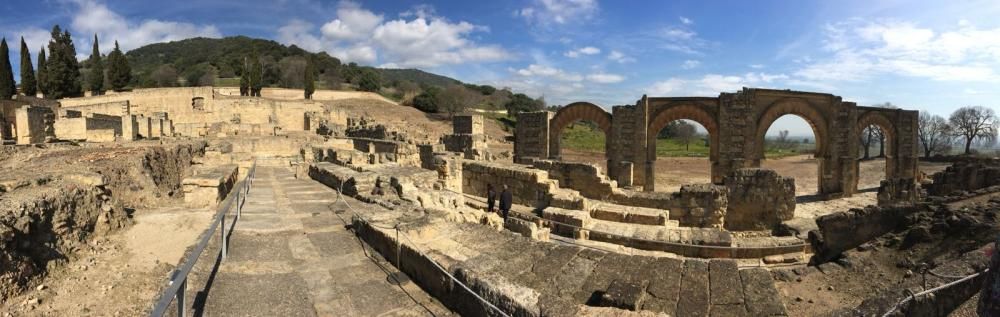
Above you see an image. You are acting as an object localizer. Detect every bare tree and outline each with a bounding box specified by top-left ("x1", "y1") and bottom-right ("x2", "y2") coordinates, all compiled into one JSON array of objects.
[
  {"x1": 872, "y1": 102, "x2": 897, "y2": 157},
  {"x1": 860, "y1": 126, "x2": 883, "y2": 159},
  {"x1": 151, "y1": 64, "x2": 178, "y2": 87},
  {"x1": 949, "y1": 106, "x2": 998, "y2": 154},
  {"x1": 278, "y1": 56, "x2": 307, "y2": 88},
  {"x1": 676, "y1": 121, "x2": 697, "y2": 151},
  {"x1": 917, "y1": 111, "x2": 953, "y2": 157},
  {"x1": 438, "y1": 84, "x2": 474, "y2": 118},
  {"x1": 397, "y1": 80, "x2": 420, "y2": 102},
  {"x1": 776, "y1": 130, "x2": 790, "y2": 149}
]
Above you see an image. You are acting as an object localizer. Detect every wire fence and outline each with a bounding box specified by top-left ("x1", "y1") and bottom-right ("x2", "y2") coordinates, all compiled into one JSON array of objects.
[{"x1": 881, "y1": 269, "x2": 986, "y2": 317}]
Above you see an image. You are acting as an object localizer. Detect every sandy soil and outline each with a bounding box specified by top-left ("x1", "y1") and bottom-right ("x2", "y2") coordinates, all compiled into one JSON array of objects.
[{"x1": 0, "y1": 207, "x2": 214, "y2": 316}]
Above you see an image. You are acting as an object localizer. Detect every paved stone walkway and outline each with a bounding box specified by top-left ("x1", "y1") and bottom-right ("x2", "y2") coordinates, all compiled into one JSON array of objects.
[{"x1": 201, "y1": 166, "x2": 453, "y2": 316}]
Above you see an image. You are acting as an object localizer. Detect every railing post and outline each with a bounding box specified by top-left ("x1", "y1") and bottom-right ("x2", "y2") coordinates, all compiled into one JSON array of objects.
[
  {"x1": 221, "y1": 216, "x2": 227, "y2": 259},
  {"x1": 176, "y1": 278, "x2": 187, "y2": 317}
]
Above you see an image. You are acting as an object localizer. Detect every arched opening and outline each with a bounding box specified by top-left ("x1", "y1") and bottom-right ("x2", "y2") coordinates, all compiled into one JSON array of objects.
[
  {"x1": 760, "y1": 115, "x2": 821, "y2": 196},
  {"x1": 556, "y1": 119, "x2": 609, "y2": 171},
  {"x1": 645, "y1": 104, "x2": 719, "y2": 192},
  {"x1": 856, "y1": 112, "x2": 896, "y2": 191},
  {"x1": 549, "y1": 102, "x2": 612, "y2": 173},
  {"x1": 651, "y1": 119, "x2": 713, "y2": 192}
]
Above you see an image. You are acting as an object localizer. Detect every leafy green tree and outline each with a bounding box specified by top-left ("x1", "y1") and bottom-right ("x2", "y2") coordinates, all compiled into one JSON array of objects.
[
  {"x1": 248, "y1": 50, "x2": 263, "y2": 96},
  {"x1": 239, "y1": 57, "x2": 249, "y2": 96},
  {"x1": 0, "y1": 38, "x2": 15, "y2": 99},
  {"x1": 106, "y1": 41, "x2": 131, "y2": 91},
  {"x1": 44, "y1": 25, "x2": 83, "y2": 99},
  {"x1": 36, "y1": 48, "x2": 47, "y2": 96},
  {"x1": 19, "y1": 37, "x2": 36, "y2": 97},
  {"x1": 304, "y1": 56, "x2": 315, "y2": 99},
  {"x1": 503, "y1": 93, "x2": 544, "y2": 117},
  {"x1": 88, "y1": 34, "x2": 104, "y2": 95},
  {"x1": 357, "y1": 69, "x2": 380, "y2": 92},
  {"x1": 412, "y1": 86, "x2": 440, "y2": 113}
]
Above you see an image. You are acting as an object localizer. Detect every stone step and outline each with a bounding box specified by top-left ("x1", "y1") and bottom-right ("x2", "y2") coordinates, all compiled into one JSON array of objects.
[{"x1": 591, "y1": 202, "x2": 678, "y2": 227}]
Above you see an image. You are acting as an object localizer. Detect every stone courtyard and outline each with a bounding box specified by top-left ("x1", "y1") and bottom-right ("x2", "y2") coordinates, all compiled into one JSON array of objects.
[{"x1": 0, "y1": 86, "x2": 996, "y2": 317}]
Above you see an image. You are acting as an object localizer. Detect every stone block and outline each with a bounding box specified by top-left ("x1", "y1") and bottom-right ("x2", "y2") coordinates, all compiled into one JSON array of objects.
[
  {"x1": 600, "y1": 279, "x2": 648, "y2": 311},
  {"x1": 677, "y1": 259, "x2": 710, "y2": 317},
  {"x1": 723, "y1": 168, "x2": 795, "y2": 231}
]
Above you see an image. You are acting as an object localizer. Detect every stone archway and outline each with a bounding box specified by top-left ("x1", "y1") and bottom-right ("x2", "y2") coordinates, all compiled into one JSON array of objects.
[
  {"x1": 752, "y1": 98, "x2": 829, "y2": 195},
  {"x1": 645, "y1": 104, "x2": 721, "y2": 190},
  {"x1": 856, "y1": 111, "x2": 898, "y2": 188},
  {"x1": 548, "y1": 102, "x2": 612, "y2": 160}
]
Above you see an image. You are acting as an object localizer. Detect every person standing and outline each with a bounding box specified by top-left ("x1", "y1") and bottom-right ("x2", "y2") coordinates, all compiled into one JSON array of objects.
[
  {"x1": 499, "y1": 184, "x2": 512, "y2": 220},
  {"x1": 486, "y1": 183, "x2": 497, "y2": 213}
]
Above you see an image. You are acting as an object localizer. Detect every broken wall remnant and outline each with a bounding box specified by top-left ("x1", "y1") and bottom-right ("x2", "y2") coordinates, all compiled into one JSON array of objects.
[
  {"x1": 513, "y1": 111, "x2": 551, "y2": 163},
  {"x1": 927, "y1": 159, "x2": 1000, "y2": 196},
  {"x1": 461, "y1": 160, "x2": 555, "y2": 208},
  {"x1": 723, "y1": 168, "x2": 795, "y2": 231},
  {"x1": 877, "y1": 178, "x2": 920, "y2": 206},
  {"x1": 182, "y1": 164, "x2": 239, "y2": 208},
  {"x1": 808, "y1": 204, "x2": 916, "y2": 264},
  {"x1": 15, "y1": 106, "x2": 55, "y2": 144}
]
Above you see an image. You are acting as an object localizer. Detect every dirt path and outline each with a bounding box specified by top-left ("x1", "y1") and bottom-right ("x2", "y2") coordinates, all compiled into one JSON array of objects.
[{"x1": 0, "y1": 207, "x2": 214, "y2": 316}]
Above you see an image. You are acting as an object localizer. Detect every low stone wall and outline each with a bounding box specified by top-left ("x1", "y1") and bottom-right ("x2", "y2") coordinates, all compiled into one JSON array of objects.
[
  {"x1": 308, "y1": 162, "x2": 377, "y2": 197},
  {"x1": 723, "y1": 169, "x2": 795, "y2": 231},
  {"x1": 928, "y1": 160, "x2": 1000, "y2": 196},
  {"x1": 532, "y1": 159, "x2": 617, "y2": 199},
  {"x1": 808, "y1": 204, "x2": 917, "y2": 264},
  {"x1": 878, "y1": 178, "x2": 920, "y2": 206},
  {"x1": 461, "y1": 160, "x2": 556, "y2": 208},
  {"x1": 182, "y1": 164, "x2": 239, "y2": 208},
  {"x1": 607, "y1": 186, "x2": 728, "y2": 228},
  {"x1": 351, "y1": 137, "x2": 420, "y2": 166},
  {"x1": 15, "y1": 106, "x2": 54, "y2": 144}
]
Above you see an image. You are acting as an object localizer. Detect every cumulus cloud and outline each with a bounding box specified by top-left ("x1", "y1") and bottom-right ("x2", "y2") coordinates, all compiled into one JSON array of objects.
[
  {"x1": 795, "y1": 19, "x2": 1000, "y2": 82},
  {"x1": 564, "y1": 46, "x2": 600, "y2": 58},
  {"x1": 680, "y1": 16, "x2": 693, "y2": 25},
  {"x1": 517, "y1": 0, "x2": 599, "y2": 25},
  {"x1": 277, "y1": 1, "x2": 511, "y2": 67},
  {"x1": 659, "y1": 25, "x2": 707, "y2": 54},
  {"x1": 71, "y1": 0, "x2": 221, "y2": 53},
  {"x1": 607, "y1": 50, "x2": 636, "y2": 63},
  {"x1": 512, "y1": 64, "x2": 582, "y2": 82}
]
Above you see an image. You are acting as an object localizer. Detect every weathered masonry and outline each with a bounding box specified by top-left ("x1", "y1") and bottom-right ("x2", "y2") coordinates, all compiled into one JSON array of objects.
[{"x1": 515, "y1": 87, "x2": 919, "y2": 198}]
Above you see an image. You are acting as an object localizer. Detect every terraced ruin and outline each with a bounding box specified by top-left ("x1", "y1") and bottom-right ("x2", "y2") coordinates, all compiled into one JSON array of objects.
[{"x1": 1, "y1": 87, "x2": 997, "y2": 316}]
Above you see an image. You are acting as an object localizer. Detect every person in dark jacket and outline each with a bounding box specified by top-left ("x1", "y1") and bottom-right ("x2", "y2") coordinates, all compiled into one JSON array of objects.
[
  {"x1": 486, "y1": 184, "x2": 497, "y2": 213},
  {"x1": 498, "y1": 185, "x2": 513, "y2": 220}
]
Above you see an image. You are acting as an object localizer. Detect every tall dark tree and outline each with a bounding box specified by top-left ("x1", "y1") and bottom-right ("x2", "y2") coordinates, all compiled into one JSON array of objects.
[
  {"x1": 304, "y1": 56, "x2": 315, "y2": 99},
  {"x1": 106, "y1": 41, "x2": 131, "y2": 91},
  {"x1": 248, "y1": 50, "x2": 263, "y2": 96},
  {"x1": 19, "y1": 37, "x2": 37, "y2": 97},
  {"x1": 36, "y1": 48, "x2": 47, "y2": 96},
  {"x1": 357, "y1": 69, "x2": 380, "y2": 92},
  {"x1": 44, "y1": 25, "x2": 83, "y2": 99},
  {"x1": 0, "y1": 38, "x2": 15, "y2": 99},
  {"x1": 239, "y1": 57, "x2": 249, "y2": 96},
  {"x1": 88, "y1": 34, "x2": 104, "y2": 95}
]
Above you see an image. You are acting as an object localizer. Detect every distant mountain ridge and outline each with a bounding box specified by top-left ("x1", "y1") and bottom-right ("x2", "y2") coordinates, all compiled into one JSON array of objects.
[{"x1": 122, "y1": 36, "x2": 462, "y2": 88}]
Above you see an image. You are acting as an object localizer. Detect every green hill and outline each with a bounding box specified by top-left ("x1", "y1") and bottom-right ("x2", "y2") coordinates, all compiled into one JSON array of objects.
[{"x1": 122, "y1": 36, "x2": 461, "y2": 89}]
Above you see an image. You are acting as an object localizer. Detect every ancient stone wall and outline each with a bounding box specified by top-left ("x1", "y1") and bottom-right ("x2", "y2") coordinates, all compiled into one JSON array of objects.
[
  {"x1": 809, "y1": 204, "x2": 916, "y2": 263},
  {"x1": 15, "y1": 106, "x2": 54, "y2": 144},
  {"x1": 452, "y1": 114, "x2": 483, "y2": 134},
  {"x1": 927, "y1": 159, "x2": 1000, "y2": 196},
  {"x1": 515, "y1": 87, "x2": 920, "y2": 199},
  {"x1": 877, "y1": 178, "x2": 920, "y2": 206},
  {"x1": 461, "y1": 160, "x2": 555, "y2": 207},
  {"x1": 531, "y1": 159, "x2": 617, "y2": 199},
  {"x1": 182, "y1": 164, "x2": 238, "y2": 208},
  {"x1": 723, "y1": 168, "x2": 795, "y2": 231}
]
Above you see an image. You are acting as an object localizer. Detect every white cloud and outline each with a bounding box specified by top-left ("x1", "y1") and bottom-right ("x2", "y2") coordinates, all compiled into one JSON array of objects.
[
  {"x1": 7, "y1": 27, "x2": 52, "y2": 57},
  {"x1": 681, "y1": 60, "x2": 700, "y2": 69},
  {"x1": 795, "y1": 19, "x2": 1000, "y2": 82},
  {"x1": 564, "y1": 46, "x2": 600, "y2": 58},
  {"x1": 512, "y1": 64, "x2": 582, "y2": 82},
  {"x1": 586, "y1": 72, "x2": 625, "y2": 84},
  {"x1": 607, "y1": 50, "x2": 636, "y2": 63},
  {"x1": 320, "y1": 1, "x2": 384, "y2": 40},
  {"x1": 277, "y1": 1, "x2": 511, "y2": 67},
  {"x1": 749, "y1": 64, "x2": 765, "y2": 69},
  {"x1": 518, "y1": 0, "x2": 599, "y2": 25},
  {"x1": 680, "y1": 16, "x2": 693, "y2": 25},
  {"x1": 658, "y1": 25, "x2": 707, "y2": 54},
  {"x1": 71, "y1": 0, "x2": 220, "y2": 53},
  {"x1": 647, "y1": 72, "x2": 789, "y2": 96}
]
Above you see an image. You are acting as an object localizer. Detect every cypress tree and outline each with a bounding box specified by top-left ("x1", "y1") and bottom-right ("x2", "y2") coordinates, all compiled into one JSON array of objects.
[
  {"x1": 36, "y1": 47, "x2": 47, "y2": 97},
  {"x1": 106, "y1": 41, "x2": 131, "y2": 91},
  {"x1": 248, "y1": 50, "x2": 263, "y2": 97},
  {"x1": 19, "y1": 37, "x2": 36, "y2": 97},
  {"x1": 45, "y1": 25, "x2": 83, "y2": 99},
  {"x1": 239, "y1": 57, "x2": 248, "y2": 96},
  {"x1": 304, "y1": 56, "x2": 315, "y2": 99},
  {"x1": 88, "y1": 34, "x2": 104, "y2": 95},
  {"x1": 0, "y1": 38, "x2": 15, "y2": 99}
]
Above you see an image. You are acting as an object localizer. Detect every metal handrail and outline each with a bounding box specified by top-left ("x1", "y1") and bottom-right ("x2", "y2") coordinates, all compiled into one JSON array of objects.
[{"x1": 149, "y1": 160, "x2": 258, "y2": 317}]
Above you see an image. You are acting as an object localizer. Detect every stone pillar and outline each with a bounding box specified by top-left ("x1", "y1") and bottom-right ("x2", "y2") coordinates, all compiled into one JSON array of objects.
[
  {"x1": 15, "y1": 106, "x2": 53, "y2": 145},
  {"x1": 514, "y1": 111, "x2": 552, "y2": 163},
  {"x1": 121, "y1": 114, "x2": 138, "y2": 141},
  {"x1": 617, "y1": 161, "x2": 634, "y2": 187}
]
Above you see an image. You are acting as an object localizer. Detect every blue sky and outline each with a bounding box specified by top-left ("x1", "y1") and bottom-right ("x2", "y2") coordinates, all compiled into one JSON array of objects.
[{"x1": 3, "y1": 0, "x2": 1000, "y2": 136}]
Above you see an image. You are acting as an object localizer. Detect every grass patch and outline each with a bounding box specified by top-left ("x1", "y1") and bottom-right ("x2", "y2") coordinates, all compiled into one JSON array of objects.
[{"x1": 214, "y1": 77, "x2": 241, "y2": 87}]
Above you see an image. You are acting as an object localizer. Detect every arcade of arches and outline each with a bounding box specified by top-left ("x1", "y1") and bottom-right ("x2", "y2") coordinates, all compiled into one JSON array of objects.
[{"x1": 515, "y1": 87, "x2": 919, "y2": 198}]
